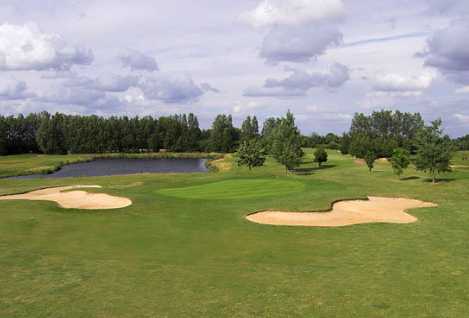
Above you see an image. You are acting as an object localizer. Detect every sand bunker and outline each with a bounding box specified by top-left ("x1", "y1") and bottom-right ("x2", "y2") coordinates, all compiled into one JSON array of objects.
[
  {"x1": 0, "y1": 185, "x2": 132, "y2": 210},
  {"x1": 246, "y1": 197, "x2": 437, "y2": 227}
]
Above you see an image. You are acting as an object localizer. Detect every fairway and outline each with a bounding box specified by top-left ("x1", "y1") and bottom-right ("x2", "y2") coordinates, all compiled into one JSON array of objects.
[
  {"x1": 157, "y1": 178, "x2": 306, "y2": 200},
  {"x1": 1, "y1": 150, "x2": 469, "y2": 317}
]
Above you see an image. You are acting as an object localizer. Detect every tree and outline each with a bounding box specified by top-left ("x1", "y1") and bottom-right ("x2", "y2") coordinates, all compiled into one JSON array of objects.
[
  {"x1": 364, "y1": 150, "x2": 377, "y2": 173},
  {"x1": 0, "y1": 119, "x2": 7, "y2": 155},
  {"x1": 313, "y1": 147, "x2": 328, "y2": 167},
  {"x1": 415, "y1": 120, "x2": 453, "y2": 183},
  {"x1": 240, "y1": 116, "x2": 259, "y2": 142},
  {"x1": 236, "y1": 139, "x2": 266, "y2": 170},
  {"x1": 271, "y1": 111, "x2": 304, "y2": 175},
  {"x1": 261, "y1": 117, "x2": 279, "y2": 152},
  {"x1": 209, "y1": 115, "x2": 237, "y2": 152},
  {"x1": 36, "y1": 114, "x2": 67, "y2": 154},
  {"x1": 340, "y1": 133, "x2": 351, "y2": 154},
  {"x1": 390, "y1": 148, "x2": 410, "y2": 179}
]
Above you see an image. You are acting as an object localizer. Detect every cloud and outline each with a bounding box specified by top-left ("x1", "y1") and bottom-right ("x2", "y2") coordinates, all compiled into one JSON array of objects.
[
  {"x1": 245, "y1": 63, "x2": 349, "y2": 97},
  {"x1": 242, "y1": 0, "x2": 344, "y2": 64},
  {"x1": 244, "y1": 86, "x2": 305, "y2": 97},
  {"x1": 232, "y1": 100, "x2": 263, "y2": 114},
  {"x1": 420, "y1": 20, "x2": 469, "y2": 84},
  {"x1": 426, "y1": 0, "x2": 469, "y2": 15},
  {"x1": 372, "y1": 73, "x2": 433, "y2": 96},
  {"x1": 453, "y1": 113, "x2": 469, "y2": 124},
  {"x1": 260, "y1": 24, "x2": 342, "y2": 63},
  {"x1": 241, "y1": 0, "x2": 345, "y2": 28},
  {"x1": 119, "y1": 50, "x2": 159, "y2": 72},
  {"x1": 0, "y1": 80, "x2": 35, "y2": 100},
  {"x1": 0, "y1": 23, "x2": 93, "y2": 71},
  {"x1": 138, "y1": 74, "x2": 204, "y2": 104},
  {"x1": 37, "y1": 88, "x2": 106, "y2": 106},
  {"x1": 200, "y1": 83, "x2": 220, "y2": 93},
  {"x1": 65, "y1": 74, "x2": 139, "y2": 92}
]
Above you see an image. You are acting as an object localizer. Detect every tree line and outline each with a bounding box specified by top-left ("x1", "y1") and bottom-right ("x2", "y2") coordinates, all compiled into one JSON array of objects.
[{"x1": 0, "y1": 112, "x2": 239, "y2": 155}]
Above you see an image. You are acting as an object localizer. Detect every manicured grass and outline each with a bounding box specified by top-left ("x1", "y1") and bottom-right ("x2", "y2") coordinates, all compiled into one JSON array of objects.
[
  {"x1": 1, "y1": 150, "x2": 469, "y2": 317},
  {"x1": 157, "y1": 178, "x2": 307, "y2": 200}
]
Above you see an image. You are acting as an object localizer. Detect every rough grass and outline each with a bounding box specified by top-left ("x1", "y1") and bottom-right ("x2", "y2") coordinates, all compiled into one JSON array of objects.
[{"x1": 0, "y1": 149, "x2": 469, "y2": 317}]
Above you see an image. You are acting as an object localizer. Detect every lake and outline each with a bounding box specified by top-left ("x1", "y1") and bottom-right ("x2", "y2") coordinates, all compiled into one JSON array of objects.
[{"x1": 13, "y1": 158, "x2": 209, "y2": 179}]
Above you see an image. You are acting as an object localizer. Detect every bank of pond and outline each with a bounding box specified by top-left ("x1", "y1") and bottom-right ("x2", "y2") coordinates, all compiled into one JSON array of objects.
[{"x1": 9, "y1": 158, "x2": 209, "y2": 179}]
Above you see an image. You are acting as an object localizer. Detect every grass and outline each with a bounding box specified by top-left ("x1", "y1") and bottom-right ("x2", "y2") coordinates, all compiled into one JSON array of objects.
[
  {"x1": 1, "y1": 149, "x2": 469, "y2": 317},
  {"x1": 157, "y1": 178, "x2": 308, "y2": 200}
]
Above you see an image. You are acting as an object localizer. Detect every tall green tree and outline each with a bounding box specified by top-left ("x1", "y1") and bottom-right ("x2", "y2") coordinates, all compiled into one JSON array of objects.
[
  {"x1": 415, "y1": 120, "x2": 453, "y2": 183},
  {"x1": 240, "y1": 116, "x2": 259, "y2": 142},
  {"x1": 261, "y1": 117, "x2": 279, "y2": 152},
  {"x1": 236, "y1": 139, "x2": 266, "y2": 170},
  {"x1": 313, "y1": 147, "x2": 328, "y2": 167},
  {"x1": 390, "y1": 148, "x2": 410, "y2": 179},
  {"x1": 0, "y1": 118, "x2": 7, "y2": 155},
  {"x1": 271, "y1": 111, "x2": 303, "y2": 175},
  {"x1": 209, "y1": 115, "x2": 237, "y2": 152},
  {"x1": 36, "y1": 113, "x2": 67, "y2": 154}
]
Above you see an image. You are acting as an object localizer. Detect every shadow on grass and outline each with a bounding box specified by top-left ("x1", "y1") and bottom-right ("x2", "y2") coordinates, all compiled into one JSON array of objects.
[
  {"x1": 422, "y1": 177, "x2": 456, "y2": 183},
  {"x1": 291, "y1": 164, "x2": 336, "y2": 175},
  {"x1": 400, "y1": 176, "x2": 420, "y2": 181}
]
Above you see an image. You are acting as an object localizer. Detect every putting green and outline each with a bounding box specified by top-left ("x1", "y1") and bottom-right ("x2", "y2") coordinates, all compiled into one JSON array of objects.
[{"x1": 157, "y1": 178, "x2": 306, "y2": 200}]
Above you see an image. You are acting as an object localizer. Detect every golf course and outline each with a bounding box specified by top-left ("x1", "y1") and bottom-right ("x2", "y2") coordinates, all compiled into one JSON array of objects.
[{"x1": 1, "y1": 149, "x2": 468, "y2": 317}]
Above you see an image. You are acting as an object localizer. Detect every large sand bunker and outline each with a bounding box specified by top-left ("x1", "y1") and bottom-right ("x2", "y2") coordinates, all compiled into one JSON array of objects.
[
  {"x1": 246, "y1": 197, "x2": 437, "y2": 227},
  {"x1": 0, "y1": 185, "x2": 132, "y2": 210}
]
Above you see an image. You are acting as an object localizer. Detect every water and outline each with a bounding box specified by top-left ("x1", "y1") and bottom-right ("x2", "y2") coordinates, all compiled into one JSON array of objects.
[{"x1": 12, "y1": 158, "x2": 209, "y2": 179}]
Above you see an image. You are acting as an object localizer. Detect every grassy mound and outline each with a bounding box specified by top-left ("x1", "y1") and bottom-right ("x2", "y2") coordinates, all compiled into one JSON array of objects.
[{"x1": 157, "y1": 178, "x2": 306, "y2": 200}]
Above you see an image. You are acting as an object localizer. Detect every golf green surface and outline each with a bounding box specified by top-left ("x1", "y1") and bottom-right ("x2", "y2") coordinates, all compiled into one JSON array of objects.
[{"x1": 1, "y1": 150, "x2": 469, "y2": 317}]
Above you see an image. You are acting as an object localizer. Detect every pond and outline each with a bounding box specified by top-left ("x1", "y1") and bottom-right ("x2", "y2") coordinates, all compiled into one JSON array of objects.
[{"x1": 12, "y1": 158, "x2": 209, "y2": 179}]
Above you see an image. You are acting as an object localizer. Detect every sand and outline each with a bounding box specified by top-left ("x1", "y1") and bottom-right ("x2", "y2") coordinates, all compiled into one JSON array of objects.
[
  {"x1": 246, "y1": 197, "x2": 437, "y2": 227},
  {"x1": 0, "y1": 185, "x2": 132, "y2": 210}
]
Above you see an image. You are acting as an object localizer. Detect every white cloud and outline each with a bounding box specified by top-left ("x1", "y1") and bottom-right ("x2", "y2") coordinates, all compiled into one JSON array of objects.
[
  {"x1": 245, "y1": 63, "x2": 349, "y2": 97},
  {"x1": 233, "y1": 100, "x2": 263, "y2": 113},
  {"x1": 420, "y1": 20, "x2": 469, "y2": 84},
  {"x1": 241, "y1": 0, "x2": 345, "y2": 28},
  {"x1": 0, "y1": 80, "x2": 35, "y2": 100},
  {"x1": 372, "y1": 73, "x2": 433, "y2": 95},
  {"x1": 261, "y1": 24, "x2": 342, "y2": 63},
  {"x1": 454, "y1": 113, "x2": 469, "y2": 124},
  {"x1": 119, "y1": 50, "x2": 159, "y2": 72},
  {"x1": 0, "y1": 23, "x2": 93, "y2": 71},
  {"x1": 138, "y1": 74, "x2": 204, "y2": 104},
  {"x1": 65, "y1": 74, "x2": 139, "y2": 92}
]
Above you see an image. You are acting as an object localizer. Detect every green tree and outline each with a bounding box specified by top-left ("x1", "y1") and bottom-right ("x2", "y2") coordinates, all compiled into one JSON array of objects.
[
  {"x1": 364, "y1": 150, "x2": 377, "y2": 173},
  {"x1": 313, "y1": 147, "x2": 328, "y2": 167},
  {"x1": 0, "y1": 118, "x2": 7, "y2": 155},
  {"x1": 36, "y1": 114, "x2": 67, "y2": 154},
  {"x1": 390, "y1": 148, "x2": 410, "y2": 179},
  {"x1": 415, "y1": 120, "x2": 453, "y2": 183},
  {"x1": 236, "y1": 139, "x2": 266, "y2": 170},
  {"x1": 240, "y1": 116, "x2": 259, "y2": 142},
  {"x1": 271, "y1": 111, "x2": 304, "y2": 175},
  {"x1": 209, "y1": 115, "x2": 237, "y2": 152}
]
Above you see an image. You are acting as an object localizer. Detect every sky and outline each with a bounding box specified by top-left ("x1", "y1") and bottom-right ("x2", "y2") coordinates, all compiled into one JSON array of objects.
[{"x1": 0, "y1": 0, "x2": 468, "y2": 136}]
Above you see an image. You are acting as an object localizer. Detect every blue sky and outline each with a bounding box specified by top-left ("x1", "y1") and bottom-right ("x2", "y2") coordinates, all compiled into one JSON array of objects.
[{"x1": 0, "y1": 0, "x2": 468, "y2": 136}]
